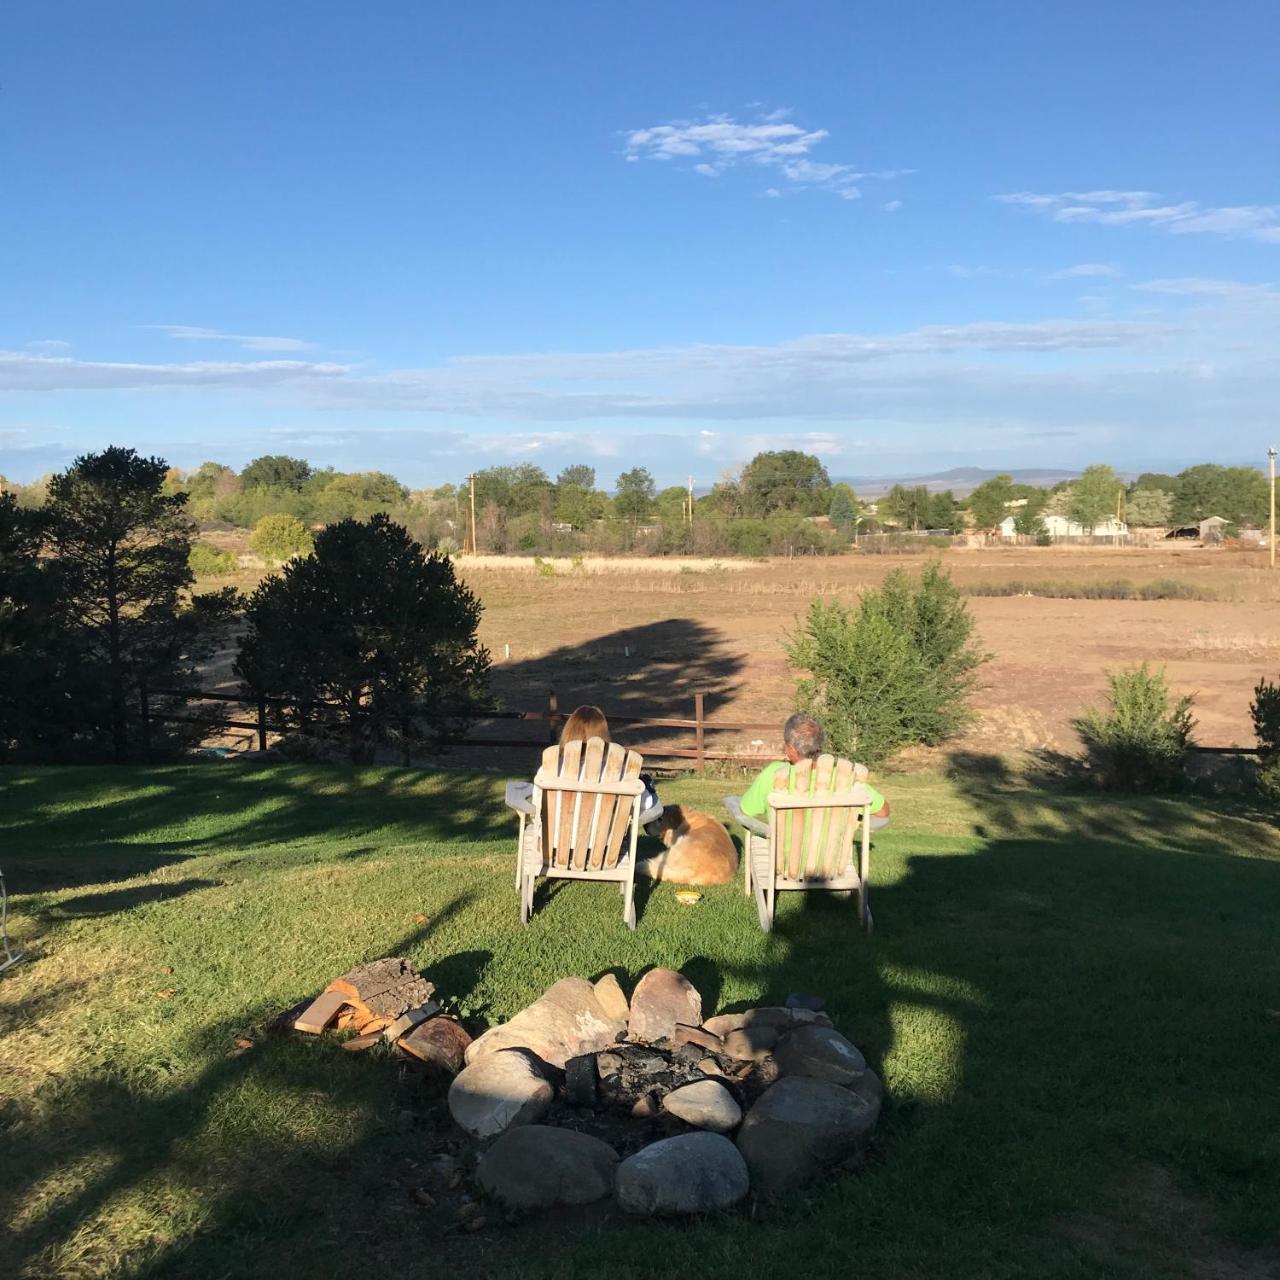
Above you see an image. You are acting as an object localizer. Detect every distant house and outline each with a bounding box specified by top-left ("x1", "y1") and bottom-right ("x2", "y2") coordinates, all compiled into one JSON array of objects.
[
  {"x1": 999, "y1": 514, "x2": 1128, "y2": 538},
  {"x1": 1165, "y1": 515, "x2": 1229, "y2": 542}
]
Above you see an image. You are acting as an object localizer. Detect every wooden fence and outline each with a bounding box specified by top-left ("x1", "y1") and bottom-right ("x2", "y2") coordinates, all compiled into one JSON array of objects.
[{"x1": 140, "y1": 685, "x2": 783, "y2": 771}]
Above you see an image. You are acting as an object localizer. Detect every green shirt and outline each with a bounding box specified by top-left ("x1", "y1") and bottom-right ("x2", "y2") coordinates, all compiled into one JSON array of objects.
[{"x1": 740, "y1": 761, "x2": 886, "y2": 820}]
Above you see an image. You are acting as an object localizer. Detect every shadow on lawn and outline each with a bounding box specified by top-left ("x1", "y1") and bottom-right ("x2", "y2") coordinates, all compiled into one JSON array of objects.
[{"x1": 4, "y1": 776, "x2": 1280, "y2": 1278}]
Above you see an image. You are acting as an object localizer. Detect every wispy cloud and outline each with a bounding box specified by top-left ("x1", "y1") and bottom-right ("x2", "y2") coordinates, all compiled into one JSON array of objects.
[
  {"x1": 1051, "y1": 263, "x2": 1122, "y2": 278},
  {"x1": 0, "y1": 351, "x2": 346, "y2": 391},
  {"x1": 144, "y1": 324, "x2": 313, "y2": 352},
  {"x1": 997, "y1": 190, "x2": 1280, "y2": 243},
  {"x1": 623, "y1": 111, "x2": 910, "y2": 201},
  {"x1": 1133, "y1": 277, "x2": 1277, "y2": 299},
  {"x1": 25, "y1": 339, "x2": 72, "y2": 354}
]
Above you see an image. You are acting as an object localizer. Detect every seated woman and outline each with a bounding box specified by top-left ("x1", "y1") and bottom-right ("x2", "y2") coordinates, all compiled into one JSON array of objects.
[{"x1": 503, "y1": 704, "x2": 662, "y2": 824}]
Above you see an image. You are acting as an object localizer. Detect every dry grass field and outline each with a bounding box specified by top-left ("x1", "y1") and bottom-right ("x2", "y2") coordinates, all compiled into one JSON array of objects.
[
  {"x1": 193, "y1": 538, "x2": 1279, "y2": 763},
  {"x1": 457, "y1": 545, "x2": 1279, "y2": 762}
]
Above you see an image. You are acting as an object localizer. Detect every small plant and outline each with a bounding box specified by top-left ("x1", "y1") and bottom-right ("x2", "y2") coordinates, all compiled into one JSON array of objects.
[
  {"x1": 249, "y1": 513, "x2": 313, "y2": 565},
  {"x1": 534, "y1": 557, "x2": 556, "y2": 577},
  {"x1": 1074, "y1": 664, "x2": 1196, "y2": 790},
  {"x1": 570, "y1": 554, "x2": 584, "y2": 571},
  {"x1": 1251, "y1": 676, "x2": 1280, "y2": 800},
  {"x1": 188, "y1": 543, "x2": 237, "y2": 576},
  {"x1": 787, "y1": 562, "x2": 986, "y2": 764}
]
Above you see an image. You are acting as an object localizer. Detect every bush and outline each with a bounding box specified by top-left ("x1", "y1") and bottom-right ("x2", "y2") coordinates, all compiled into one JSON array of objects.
[
  {"x1": 786, "y1": 562, "x2": 986, "y2": 764},
  {"x1": 188, "y1": 543, "x2": 237, "y2": 576},
  {"x1": 726, "y1": 519, "x2": 770, "y2": 557},
  {"x1": 859, "y1": 533, "x2": 951, "y2": 555},
  {"x1": 1251, "y1": 676, "x2": 1280, "y2": 800},
  {"x1": 963, "y1": 578, "x2": 1212, "y2": 601},
  {"x1": 249, "y1": 513, "x2": 313, "y2": 564},
  {"x1": 1073, "y1": 664, "x2": 1196, "y2": 790}
]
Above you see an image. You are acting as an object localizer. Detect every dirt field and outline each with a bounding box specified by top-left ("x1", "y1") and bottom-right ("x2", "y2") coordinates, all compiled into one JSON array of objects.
[{"x1": 457, "y1": 545, "x2": 1279, "y2": 763}]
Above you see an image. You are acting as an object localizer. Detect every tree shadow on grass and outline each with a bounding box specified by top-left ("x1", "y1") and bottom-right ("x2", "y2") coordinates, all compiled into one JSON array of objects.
[{"x1": 5, "y1": 778, "x2": 1280, "y2": 1279}]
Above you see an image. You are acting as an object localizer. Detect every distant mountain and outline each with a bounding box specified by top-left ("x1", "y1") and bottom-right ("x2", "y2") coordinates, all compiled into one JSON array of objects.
[{"x1": 842, "y1": 467, "x2": 1087, "y2": 498}]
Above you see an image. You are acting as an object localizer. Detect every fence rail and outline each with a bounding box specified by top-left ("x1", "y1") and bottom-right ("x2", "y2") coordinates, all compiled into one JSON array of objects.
[
  {"x1": 140, "y1": 685, "x2": 1262, "y2": 769},
  {"x1": 141, "y1": 685, "x2": 784, "y2": 770}
]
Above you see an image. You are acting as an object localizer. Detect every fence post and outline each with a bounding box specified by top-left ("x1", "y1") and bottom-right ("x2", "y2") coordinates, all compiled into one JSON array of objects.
[
  {"x1": 257, "y1": 695, "x2": 268, "y2": 752},
  {"x1": 694, "y1": 693, "x2": 705, "y2": 774},
  {"x1": 547, "y1": 689, "x2": 558, "y2": 744},
  {"x1": 139, "y1": 684, "x2": 151, "y2": 754}
]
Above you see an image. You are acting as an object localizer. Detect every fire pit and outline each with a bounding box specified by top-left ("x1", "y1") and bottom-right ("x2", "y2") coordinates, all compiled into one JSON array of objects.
[
  {"x1": 449, "y1": 968, "x2": 882, "y2": 1215},
  {"x1": 286, "y1": 961, "x2": 881, "y2": 1219}
]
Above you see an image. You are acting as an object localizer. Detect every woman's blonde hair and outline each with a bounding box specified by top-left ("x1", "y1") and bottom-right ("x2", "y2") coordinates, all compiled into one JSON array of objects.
[{"x1": 559, "y1": 704, "x2": 610, "y2": 745}]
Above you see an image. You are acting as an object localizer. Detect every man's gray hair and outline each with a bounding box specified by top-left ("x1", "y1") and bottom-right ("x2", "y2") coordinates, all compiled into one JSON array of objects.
[{"x1": 783, "y1": 712, "x2": 825, "y2": 759}]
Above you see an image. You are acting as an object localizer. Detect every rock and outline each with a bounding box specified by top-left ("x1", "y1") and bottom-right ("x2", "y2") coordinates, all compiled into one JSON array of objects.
[
  {"x1": 703, "y1": 1007, "x2": 830, "y2": 1038},
  {"x1": 465, "y1": 978, "x2": 626, "y2": 1069},
  {"x1": 564, "y1": 1054, "x2": 598, "y2": 1108},
  {"x1": 631, "y1": 1091, "x2": 659, "y2": 1118},
  {"x1": 721, "y1": 1026, "x2": 780, "y2": 1062},
  {"x1": 784, "y1": 992, "x2": 826, "y2": 1012},
  {"x1": 774, "y1": 1025, "x2": 867, "y2": 1086},
  {"x1": 674, "y1": 1024, "x2": 724, "y2": 1053},
  {"x1": 476, "y1": 1125, "x2": 619, "y2": 1210},
  {"x1": 398, "y1": 1017, "x2": 472, "y2": 1073},
  {"x1": 628, "y1": 968, "x2": 702, "y2": 1043},
  {"x1": 697, "y1": 1057, "x2": 726, "y2": 1077},
  {"x1": 448, "y1": 1049, "x2": 553, "y2": 1138},
  {"x1": 661, "y1": 1080, "x2": 742, "y2": 1133},
  {"x1": 736, "y1": 1076, "x2": 880, "y2": 1192},
  {"x1": 615, "y1": 1132, "x2": 750, "y2": 1216},
  {"x1": 596, "y1": 1043, "x2": 703, "y2": 1109},
  {"x1": 593, "y1": 973, "x2": 630, "y2": 1022}
]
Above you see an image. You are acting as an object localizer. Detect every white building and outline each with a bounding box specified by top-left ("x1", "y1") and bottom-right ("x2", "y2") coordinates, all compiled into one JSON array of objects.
[{"x1": 999, "y1": 514, "x2": 1128, "y2": 538}]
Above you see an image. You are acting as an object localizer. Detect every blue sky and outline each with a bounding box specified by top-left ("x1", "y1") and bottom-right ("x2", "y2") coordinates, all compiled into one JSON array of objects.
[{"x1": 3, "y1": 1, "x2": 1278, "y2": 487}]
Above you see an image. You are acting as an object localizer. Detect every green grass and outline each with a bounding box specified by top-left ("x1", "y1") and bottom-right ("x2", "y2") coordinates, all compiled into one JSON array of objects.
[
  {"x1": 2, "y1": 762, "x2": 1279, "y2": 1279},
  {"x1": 962, "y1": 578, "x2": 1215, "y2": 601}
]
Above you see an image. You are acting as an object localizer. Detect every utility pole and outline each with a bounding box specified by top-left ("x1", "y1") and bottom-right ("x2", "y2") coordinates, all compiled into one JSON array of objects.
[
  {"x1": 687, "y1": 474, "x2": 694, "y2": 528},
  {"x1": 1269, "y1": 446, "x2": 1276, "y2": 570},
  {"x1": 468, "y1": 473, "x2": 478, "y2": 555}
]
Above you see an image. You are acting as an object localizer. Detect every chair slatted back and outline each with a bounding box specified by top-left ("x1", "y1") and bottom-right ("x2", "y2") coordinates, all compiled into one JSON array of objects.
[
  {"x1": 533, "y1": 737, "x2": 644, "y2": 871},
  {"x1": 768, "y1": 753, "x2": 874, "y2": 880}
]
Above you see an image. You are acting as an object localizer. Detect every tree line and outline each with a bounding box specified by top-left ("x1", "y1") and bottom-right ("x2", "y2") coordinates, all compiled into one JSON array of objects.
[
  {"x1": 0, "y1": 448, "x2": 489, "y2": 764},
  {"x1": 2, "y1": 451, "x2": 1268, "y2": 566}
]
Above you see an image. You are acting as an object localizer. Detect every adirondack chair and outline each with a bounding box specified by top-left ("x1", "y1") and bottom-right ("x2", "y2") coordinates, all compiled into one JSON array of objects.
[
  {"x1": 515, "y1": 736, "x2": 646, "y2": 929},
  {"x1": 725, "y1": 754, "x2": 875, "y2": 933}
]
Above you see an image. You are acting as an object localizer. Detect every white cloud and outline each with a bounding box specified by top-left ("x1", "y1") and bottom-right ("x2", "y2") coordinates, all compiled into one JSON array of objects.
[
  {"x1": 0, "y1": 351, "x2": 346, "y2": 391},
  {"x1": 144, "y1": 324, "x2": 313, "y2": 352},
  {"x1": 882, "y1": 200, "x2": 903, "y2": 212},
  {"x1": 998, "y1": 190, "x2": 1280, "y2": 243},
  {"x1": 1133, "y1": 277, "x2": 1277, "y2": 298},
  {"x1": 25, "y1": 339, "x2": 72, "y2": 354},
  {"x1": 1051, "y1": 263, "x2": 1122, "y2": 278},
  {"x1": 623, "y1": 111, "x2": 907, "y2": 201}
]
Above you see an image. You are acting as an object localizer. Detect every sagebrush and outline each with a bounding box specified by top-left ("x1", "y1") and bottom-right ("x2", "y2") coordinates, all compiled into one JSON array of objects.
[
  {"x1": 787, "y1": 562, "x2": 986, "y2": 764},
  {"x1": 1251, "y1": 675, "x2": 1280, "y2": 799},
  {"x1": 1074, "y1": 664, "x2": 1196, "y2": 790}
]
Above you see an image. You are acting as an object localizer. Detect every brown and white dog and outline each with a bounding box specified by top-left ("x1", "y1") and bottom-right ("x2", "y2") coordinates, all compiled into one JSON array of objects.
[{"x1": 637, "y1": 805, "x2": 739, "y2": 886}]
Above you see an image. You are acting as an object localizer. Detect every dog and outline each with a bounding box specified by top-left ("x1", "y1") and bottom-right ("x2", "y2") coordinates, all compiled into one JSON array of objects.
[{"x1": 637, "y1": 805, "x2": 739, "y2": 885}]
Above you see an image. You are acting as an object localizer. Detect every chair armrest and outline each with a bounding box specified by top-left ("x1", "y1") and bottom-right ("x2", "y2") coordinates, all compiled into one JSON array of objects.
[
  {"x1": 504, "y1": 780, "x2": 537, "y2": 817},
  {"x1": 724, "y1": 795, "x2": 770, "y2": 838}
]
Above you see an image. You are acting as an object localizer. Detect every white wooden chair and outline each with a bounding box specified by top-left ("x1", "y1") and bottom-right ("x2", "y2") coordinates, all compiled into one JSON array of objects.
[
  {"x1": 725, "y1": 754, "x2": 875, "y2": 933},
  {"x1": 515, "y1": 737, "x2": 646, "y2": 929}
]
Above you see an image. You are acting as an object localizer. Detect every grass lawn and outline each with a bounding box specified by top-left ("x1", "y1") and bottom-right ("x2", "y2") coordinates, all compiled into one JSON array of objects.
[{"x1": 1, "y1": 761, "x2": 1279, "y2": 1279}]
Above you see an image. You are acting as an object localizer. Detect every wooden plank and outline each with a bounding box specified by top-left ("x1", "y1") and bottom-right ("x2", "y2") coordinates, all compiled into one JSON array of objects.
[
  {"x1": 553, "y1": 740, "x2": 582, "y2": 868},
  {"x1": 826, "y1": 758, "x2": 855, "y2": 877},
  {"x1": 589, "y1": 742, "x2": 627, "y2": 871},
  {"x1": 571, "y1": 738, "x2": 605, "y2": 869},
  {"x1": 804, "y1": 754, "x2": 835, "y2": 879},
  {"x1": 601, "y1": 750, "x2": 643, "y2": 870},
  {"x1": 785, "y1": 759, "x2": 810, "y2": 879}
]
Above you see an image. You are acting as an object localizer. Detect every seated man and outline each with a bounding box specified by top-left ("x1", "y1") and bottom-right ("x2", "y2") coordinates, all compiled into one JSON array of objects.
[{"x1": 733, "y1": 712, "x2": 890, "y2": 830}]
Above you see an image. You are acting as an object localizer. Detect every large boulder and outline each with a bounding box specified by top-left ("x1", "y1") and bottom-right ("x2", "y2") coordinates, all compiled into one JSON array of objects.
[
  {"x1": 661, "y1": 1080, "x2": 743, "y2": 1133},
  {"x1": 736, "y1": 1075, "x2": 881, "y2": 1192},
  {"x1": 627, "y1": 968, "x2": 702, "y2": 1043},
  {"x1": 773, "y1": 1025, "x2": 867, "y2": 1086},
  {"x1": 465, "y1": 978, "x2": 626, "y2": 1069},
  {"x1": 448, "y1": 1049, "x2": 553, "y2": 1139},
  {"x1": 615, "y1": 1132, "x2": 750, "y2": 1216},
  {"x1": 476, "y1": 1125, "x2": 619, "y2": 1209}
]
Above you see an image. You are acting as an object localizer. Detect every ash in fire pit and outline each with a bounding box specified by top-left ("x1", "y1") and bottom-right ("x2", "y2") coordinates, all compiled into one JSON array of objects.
[{"x1": 448, "y1": 968, "x2": 882, "y2": 1216}]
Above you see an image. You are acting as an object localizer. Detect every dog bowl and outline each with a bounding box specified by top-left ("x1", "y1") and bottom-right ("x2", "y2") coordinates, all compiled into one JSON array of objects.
[{"x1": 675, "y1": 890, "x2": 702, "y2": 906}]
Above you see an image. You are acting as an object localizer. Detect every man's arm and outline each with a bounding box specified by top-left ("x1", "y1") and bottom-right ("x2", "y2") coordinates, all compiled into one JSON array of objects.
[{"x1": 740, "y1": 762, "x2": 787, "y2": 819}]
